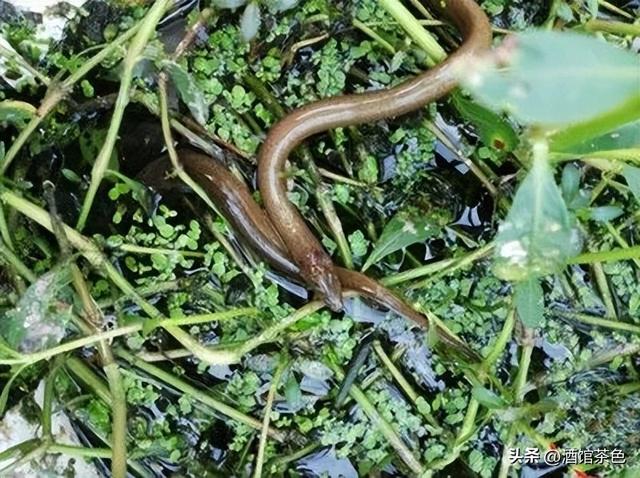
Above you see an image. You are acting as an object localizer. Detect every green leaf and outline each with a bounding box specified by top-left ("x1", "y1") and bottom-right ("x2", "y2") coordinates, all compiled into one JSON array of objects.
[
  {"x1": 0, "y1": 267, "x2": 73, "y2": 353},
  {"x1": 514, "y1": 278, "x2": 544, "y2": 328},
  {"x1": 464, "y1": 31, "x2": 640, "y2": 125},
  {"x1": 623, "y1": 164, "x2": 640, "y2": 203},
  {"x1": 588, "y1": 206, "x2": 623, "y2": 222},
  {"x1": 552, "y1": 120, "x2": 640, "y2": 155},
  {"x1": 362, "y1": 210, "x2": 440, "y2": 271},
  {"x1": 494, "y1": 154, "x2": 580, "y2": 281},
  {"x1": 451, "y1": 92, "x2": 519, "y2": 152},
  {"x1": 162, "y1": 60, "x2": 209, "y2": 126},
  {"x1": 471, "y1": 386, "x2": 508, "y2": 409},
  {"x1": 0, "y1": 100, "x2": 36, "y2": 127},
  {"x1": 560, "y1": 163, "x2": 581, "y2": 204},
  {"x1": 284, "y1": 374, "x2": 303, "y2": 410}
]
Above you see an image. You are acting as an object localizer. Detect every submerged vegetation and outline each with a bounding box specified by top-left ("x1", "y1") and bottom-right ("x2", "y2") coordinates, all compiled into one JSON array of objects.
[{"x1": 0, "y1": 0, "x2": 639, "y2": 477}]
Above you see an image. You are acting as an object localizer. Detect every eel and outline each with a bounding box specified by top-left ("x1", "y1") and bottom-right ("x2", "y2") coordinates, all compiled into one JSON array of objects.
[
  {"x1": 138, "y1": 151, "x2": 481, "y2": 362},
  {"x1": 256, "y1": 0, "x2": 492, "y2": 311}
]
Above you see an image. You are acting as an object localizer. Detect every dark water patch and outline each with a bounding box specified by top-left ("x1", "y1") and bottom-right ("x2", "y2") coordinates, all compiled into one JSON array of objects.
[{"x1": 296, "y1": 447, "x2": 358, "y2": 478}]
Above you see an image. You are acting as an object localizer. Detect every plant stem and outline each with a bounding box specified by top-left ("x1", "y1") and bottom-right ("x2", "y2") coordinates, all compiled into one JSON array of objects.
[
  {"x1": 66, "y1": 356, "x2": 113, "y2": 405},
  {"x1": 372, "y1": 340, "x2": 442, "y2": 431},
  {"x1": 382, "y1": 242, "x2": 493, "y2": 287},
  {"x1": 316, "y1": 185, "x2": 353, "y2": 269},
  {"x1": 377, "y1": 0, "x2": 446, "y2": 63},
  {"x1": 1, "y1": 22, "x2": 143, "y2": 175},
  {"x1": 584, "y1": 19, "x2": 640, "y2": 36},
  {"x1": 230, "y1": 300, "x2": 329, "y2": 360},
  {"x1": 352, "y1": 19, "x2": 396, "y2": 54},
  {"x1": 254, "y1": 357, "x2": 288, "y2": 478},
  {"x1": 0, "y1": 239, "x2": 36, "y2": 282},
  {"x1": 557, "y1": 310, "x2": 640, "y2": 334},
  {"x1": 0, "y1": 203, "x2": 14, "y2": 250},
  {"x1": 116, "y1": 243, "x2": 205, "y2": 257},
  {"x1": 497, "y1": 333, "x2": 533, "y2": 478},
  {"x1": 481, "y1": 308, "x2": 516, "y2": 371},
  {"x1": 77, "y1": 0, "x2": 172, "y2": 230},
  {"x1": 48, "y1": 444, "x2": 114, "y2": 459},
  {"x1": 1, "y1": 190, "x2": 243, "y2": 365},
  {"x1": 117, "y1": 348, "x2": 287, "y2": 442},
  {"x1": 326, "y1": 353, "x2": 425, "y2": 475},
  {"x1": 0, "y1": 44, "x2": 50, "y2": 85},
  {"x1": 568, "y1": 245, "x2": 640, "y2": 264}
]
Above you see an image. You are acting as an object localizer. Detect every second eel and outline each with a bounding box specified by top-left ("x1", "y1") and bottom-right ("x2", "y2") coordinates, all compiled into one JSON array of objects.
[
  {"x1": 257, "y1": 0, "x2": 492, "y2": 311},
  {"x1": 138, "y1": 151, "x2": 481, "y2": 362}
]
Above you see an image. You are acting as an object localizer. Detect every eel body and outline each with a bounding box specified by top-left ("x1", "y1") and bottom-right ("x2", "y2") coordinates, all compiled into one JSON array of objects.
[
  {"x1": 256, "y1": 0, "x2": 492, "y2": 310},
  {"x1": 139, "y1": 151, "x2": 481, "y2": 362}
]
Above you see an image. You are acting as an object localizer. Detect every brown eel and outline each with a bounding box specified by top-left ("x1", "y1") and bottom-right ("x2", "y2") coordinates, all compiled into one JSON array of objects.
[
  {"x1": 138, "y1": 151, "x2": 481, "y2": 362},
  {"x1": 257, "y1": 0, "x2": 492, "y2": 311}
]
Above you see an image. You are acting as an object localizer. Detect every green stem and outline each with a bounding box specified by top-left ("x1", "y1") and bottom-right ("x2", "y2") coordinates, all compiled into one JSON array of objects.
[
  {"x1": 0, "y1": 44, "x2": 50, "y2": 85},
  {"x1": 592, "y1": 262, "x2": 617, "y2": 319},
  {"x1": 584, "y1": 19, "x2": 640, "y2": 36},
  {"x1": 253, "y1": 357, "x2": 288, "y2": 478},
  {"x1": 557, "y1": 310, "x2": 640, "y2": 334},
  {"x1": 372, "y1": 340, "x2": 442, "y2": 431},
  {"x1": 481, "y1": 308, "x2": 516, "y2": 371},
  {"x1": 117, "y1": 243, "x2": 205, "y2": 258},
  {"x1": 326, "y1": 354, "x2": 425, "y2": 475},
  {"x1": 77, "y1": 0, "x2": 172, "y2": 230},
  {"x1": 568, "y1": 245, "x2": 640, "y2": 264},
  {"x1": 316, "y1": 185, "x2": 353, "y2": 269},
  {"x1": 1, "y1": 22, "x2": 143, "y2": 175},
  {"x1": 48, "y1": 444, "x2": 113, "y2": 459},
  {"x1": 0, "y1": 205, "x2": 14, "y2": 251},
  {"x1": 230, "y1": 300, "x2": 328, "y2": 360},
  {"x1": 352, "y1": 19, "x2": 395, "y2": 54},
  {"x1": 497, "y1": 337, "x2": 533, "y2": 478},
  {"x1": 104, "y1": 362, "x2": 127, "y2": 478},
  {"x1": 383, "y1": 242, "x2": 493, "y2": 287},
  {"x1": 1, "y1": 190, "x2": 241, "y2": 365},
  {"x1": 117, "y1": 348, "x2": 287, "y2": 442},
  {"x1": 0, "y1": 239, "x2": 36, "y2": 282},
  {"x1": 377, "y1": 0, "x2": 445, "y2": 63},
  {"x1": 66, "y1": 356, "x2": 113, "y2": 405}
]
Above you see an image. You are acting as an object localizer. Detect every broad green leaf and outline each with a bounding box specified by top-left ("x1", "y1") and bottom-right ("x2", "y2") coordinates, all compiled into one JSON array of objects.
[
  {"x1": 0, "y1": 100, "x2": 36, "y2": 127},
  {"x1": 552, "y1": 120, "x2": 640, "y2": 155},
  {"x1": 0, "y1": 267, "x2": 73, "y2": 353},
  {"x1": 623, "y1": 164, "x2": 640, "y2": 203},
  {"x1": 362, "y1": 210, "x2": 441, "y2": 271},
  {"x1": 514, "y1": 278, "x2": 544, "y2": 328},
  {"x1": 494, "y1": 155, "x2": 580, "y2": 281},
  {"x1": 464, "y1": 31, "x2": 640, "y2": 125},
  {"x1": 162, "y1": 60, "x2": 209, "y2": 126},
  {"x1": 452, "y1": 92, "x2": 519, "y2": 152},
  {"x1": 471, "y1": 386, "x2": 508, "y2": 409}
]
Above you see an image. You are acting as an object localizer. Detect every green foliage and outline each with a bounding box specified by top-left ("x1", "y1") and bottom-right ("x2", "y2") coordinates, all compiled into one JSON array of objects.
[
  {"x1": 514, "y1": 278, "x2": 544, "y2": 328},
  {"x1": 0, "y1": 100, "x2": 36, "y2": 128},
  {"x1": 465, "y1": 30, "x2": 640, "y2": 125},
  {"x1": 162, "y1": 59, "x2": 209, "y2": 125},
  {"x1": 493, "y1": 150, "x2": 580, "y2": 281},
  {"x1": 451, "y1": 92, "x2": 518, "y2": 152},
  {"x1": 0, "y1": 267, "x2": 72, "y2": 353},
  {"x1": 363, "y1": 209, "x2": 441, "y2": 271}
]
